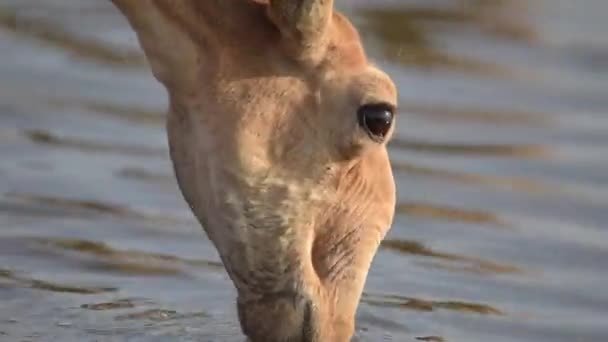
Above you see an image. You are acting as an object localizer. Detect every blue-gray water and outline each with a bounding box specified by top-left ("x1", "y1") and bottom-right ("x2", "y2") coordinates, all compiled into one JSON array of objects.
[{"x1": 1, "y1": 1, "x2": 607, "y2": 341}]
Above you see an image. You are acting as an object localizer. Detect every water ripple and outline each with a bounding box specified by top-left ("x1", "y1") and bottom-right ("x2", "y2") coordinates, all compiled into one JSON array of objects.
[
  {"x1": 0, "y1": 268, "x2": 116, "y2": 295},
  {"x1": 0, "y1": 7, "x2": 145, "y2": 67},
  {"x1": 393, "y1": 161, "x2": 554, "y2": 194},
  {"x1": 396, "y1": 201, "x2": 510, "y2": 228},
  {"x1": 24, "y1": 129, "x2": 166, "y2": 157},
  {"x1": 81, "y1": 298, "x2": 144, "y2": 311},
  {"x1": 114, "y1": 309, "x2": 207, "y2": 322},
  {"x1": 399, "y1": 104, "x2": 553, "y2": 127},
  {"x1": 362, "y1": 292, "x2": 504, "y2": 316},
  {"x1": 416, "y1": 337, "x2": 446, "y2": 342},
  {"x1": 390, "y1": 138, "x2": 551, "y2": 159},
  {"x1": 30, "y1": 237, "x2": 224, "y2": 277},
  {"x1": 115, "y1": 167, "x2": 174, "y2": 184},
  {"x1": 381, "y1": 239, "x2": 523, "y2": 275},
  {"x1": 46, "y1": 98, "x2": 166, "y2": 126},
  {"x1": 356, "y1": 6, "x2": 523, "y2": 76},
  {"x1": 4, "y1": 192, "x2": 186, "y2": 224}
]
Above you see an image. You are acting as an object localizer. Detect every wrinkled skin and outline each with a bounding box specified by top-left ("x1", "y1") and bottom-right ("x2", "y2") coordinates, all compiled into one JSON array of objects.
[{"x1": 109, "y1": 0, "x2": 398, "y2": 341}]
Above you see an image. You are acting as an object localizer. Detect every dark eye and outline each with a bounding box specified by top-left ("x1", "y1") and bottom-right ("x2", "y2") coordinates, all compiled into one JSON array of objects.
[{"x1": 357, "y1": 103, "x2": 394, "y2": 141}]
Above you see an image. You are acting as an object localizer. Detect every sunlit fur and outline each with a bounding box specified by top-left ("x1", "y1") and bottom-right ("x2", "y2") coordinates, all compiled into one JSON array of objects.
[{"x1": 109, "y1": 0, "x2": 398, "y2": 340}]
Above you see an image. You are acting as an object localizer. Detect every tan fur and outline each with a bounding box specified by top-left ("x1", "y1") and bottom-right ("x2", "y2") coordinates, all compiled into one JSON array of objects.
[{"x1": 109, "y1": 0, "x2": 398, "y2": 340}]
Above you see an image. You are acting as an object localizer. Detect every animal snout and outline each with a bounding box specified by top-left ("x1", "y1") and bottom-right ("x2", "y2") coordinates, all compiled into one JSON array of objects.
[{"x1": 237, "y1": 291, "x2": 317, "y2": 342}]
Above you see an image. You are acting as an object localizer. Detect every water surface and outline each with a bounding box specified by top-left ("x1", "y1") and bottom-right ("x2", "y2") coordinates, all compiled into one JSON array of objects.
[{"x1": 1, "y1": 1, "x2": 607, "y2": 341}]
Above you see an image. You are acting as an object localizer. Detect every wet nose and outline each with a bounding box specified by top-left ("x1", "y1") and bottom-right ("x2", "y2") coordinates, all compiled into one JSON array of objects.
[{"x1": 237, "y1": 292, "x2": 317, "y2": 342}]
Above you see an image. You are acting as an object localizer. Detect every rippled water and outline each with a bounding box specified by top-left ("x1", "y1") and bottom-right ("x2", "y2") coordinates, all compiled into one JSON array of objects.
[{"x1": 1, "y1": 1, "x2": 607, "y2": 341}]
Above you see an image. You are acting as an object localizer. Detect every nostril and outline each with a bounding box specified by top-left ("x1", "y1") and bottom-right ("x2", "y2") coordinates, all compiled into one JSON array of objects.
[
  {"x1": 357, "y1": 103, "x2": 394, "y2": 141},
  {"x1": 301, "y1": 295, "x2": 315, "y2": 341}
]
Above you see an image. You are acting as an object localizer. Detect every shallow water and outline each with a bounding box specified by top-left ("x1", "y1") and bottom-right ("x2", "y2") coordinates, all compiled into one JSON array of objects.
[{"x1": 0, "y1": 1, "x2": 607, "y2": 341}]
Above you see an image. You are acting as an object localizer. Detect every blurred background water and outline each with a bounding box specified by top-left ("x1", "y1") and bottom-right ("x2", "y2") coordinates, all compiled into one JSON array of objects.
[{"x1": 0, "y1": 0, "x2": 607, "y2": 341}]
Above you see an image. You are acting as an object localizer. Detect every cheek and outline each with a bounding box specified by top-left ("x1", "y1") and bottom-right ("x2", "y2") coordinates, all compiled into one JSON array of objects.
[
  {"x1": 356, "y1": 149, "x2": 397, "y2": 234},
  {"x1": 329, "y1": 110, "x2": 374, "y2": 161}
]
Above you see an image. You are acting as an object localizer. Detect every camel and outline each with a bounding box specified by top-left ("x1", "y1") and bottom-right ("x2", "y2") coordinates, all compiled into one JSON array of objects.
[{"x1": 109, "y1": 0, "x2": 398, "y2": 340}]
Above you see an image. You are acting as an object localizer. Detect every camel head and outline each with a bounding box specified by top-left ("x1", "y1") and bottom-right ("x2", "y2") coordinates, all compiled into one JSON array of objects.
[{"x1": 110, "y1": 0, "x2": 398, "y2": 340}]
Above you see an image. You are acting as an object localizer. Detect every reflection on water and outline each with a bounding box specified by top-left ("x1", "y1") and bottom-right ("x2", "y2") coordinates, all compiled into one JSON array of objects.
[
  {"x1": 115, "y1": 167, "x2": 173, "y2": 184},
  {"x1": 396, "y1": 202, "x2": 509, "y2": 228},
  {"x1": 5, "y1": 192, "x2": 186, "y2": 223},
  {"x1": 0, "y1": 268, "x2": 116, "y2": 294},
  {"x1": 81, "y1": 298, "x2": 141, "y2": 311},
  {"x1": 24, "y1": 129, "x2": 166, "y2": 157},
  {"x1": 358, "y1": 7, "x2": 513, "y2": 75},
  {"x1": 381, "y1": 239, "x2": 522, "y2": 275},
  {"x1": 0, "y1": 6, "x2": 144, "y2": 67},
  {"x1": 35, "y1": 237, "x2": 224, "y2": 276},
  {"x1": 114, "y1": 309, "x2": 207, "y2": 322},
  {"x1": 1, "y1": 0, "x2": 607, "y2": 341},
  {"x1": 397, "y1": 104, "x2": 553, "y2": 126},
  {"x1": 416, "y1": 337, "x2": 446, "y2": 342},
  {"x1": 46, "y1": 98, "x2": 165, "y2": 126},
  {"x1": 393, "y1": 161, "x2": 555, "y2": 194},
  {"x1": 357, "y1": 0, "x2": 538, "y2": 78},
  {"x1": 362, "y1": 292, "x2": 504, "y2": 316},
  {"x1": 390, "y1": 137, "x2": 551, "y2": 159}
]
